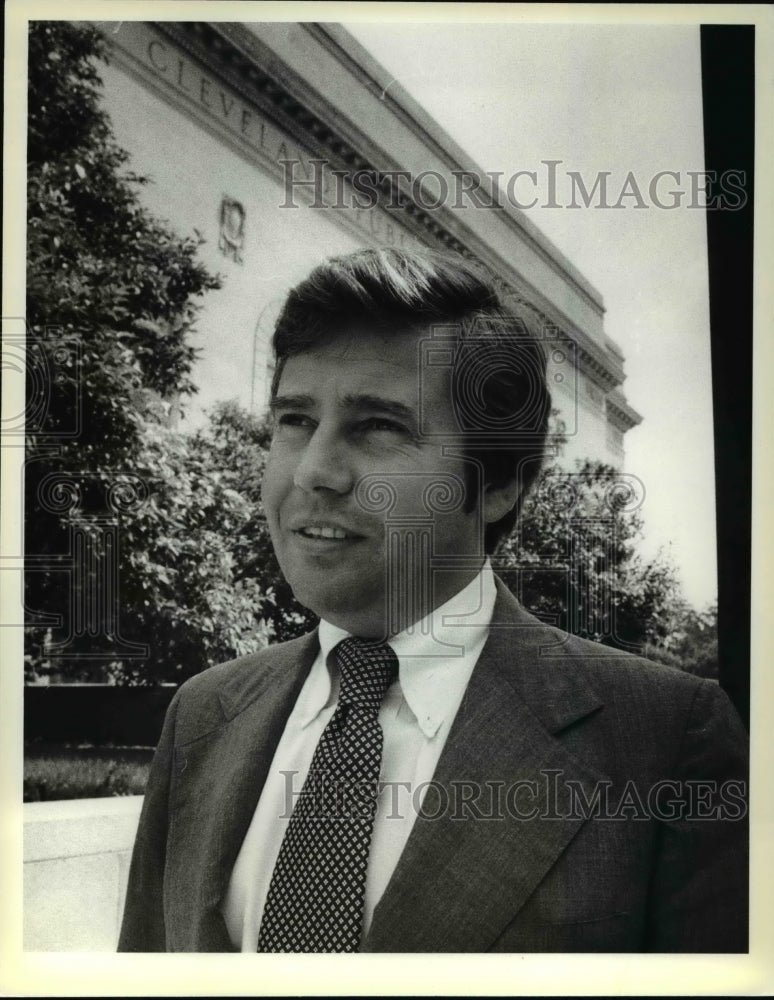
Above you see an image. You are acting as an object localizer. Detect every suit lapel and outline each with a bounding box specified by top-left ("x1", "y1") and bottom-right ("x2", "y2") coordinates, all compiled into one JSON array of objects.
[
  {"x1": 165, "y1": 632, "x2": 320, "y2": 951},
  {"x1": 364, "y1": 582, "x2": 607, "y2": 952},
  {"x1": 167, "y1": 582, "x2": 608, "y2": 951}
]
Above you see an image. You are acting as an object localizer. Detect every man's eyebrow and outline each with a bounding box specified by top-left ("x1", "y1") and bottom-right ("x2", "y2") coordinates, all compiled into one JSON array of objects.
[
  {"x1": 268, "y1": 392, "x2": 419, "y2": 426},
  {"x1": 268, "y1": 393, "x2": 315, "y2": 412},
  {"x1": 341, "y1": 394, "x2": 417, "y2": 423}
]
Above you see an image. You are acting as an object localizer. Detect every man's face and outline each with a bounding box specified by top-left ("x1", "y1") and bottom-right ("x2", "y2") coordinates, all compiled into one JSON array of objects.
[{"x1": 262, "y1": 327, "x2": 488, "y2": 638}]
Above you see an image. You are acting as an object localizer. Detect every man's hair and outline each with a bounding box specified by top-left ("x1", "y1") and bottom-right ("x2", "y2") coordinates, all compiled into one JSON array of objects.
[{"x1": 271, "y1": 247, "x2": 551, "y2": 553}]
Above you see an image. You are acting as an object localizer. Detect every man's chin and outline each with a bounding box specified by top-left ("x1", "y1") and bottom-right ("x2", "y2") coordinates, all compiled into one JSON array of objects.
[{"x1": 289, "y1": 582, "x2": 385, "y2": 636}]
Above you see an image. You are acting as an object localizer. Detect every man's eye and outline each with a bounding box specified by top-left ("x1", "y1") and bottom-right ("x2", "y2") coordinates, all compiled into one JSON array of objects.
[
  {"x1": 360, "y1": 418, "x2": 408, "y2": 435},
  {"x1": 276, "y1": 413, "x2": 314, "y2": 428},
  {"x1": 273, "y1": 413, "x2": 316, "y2": 436}
]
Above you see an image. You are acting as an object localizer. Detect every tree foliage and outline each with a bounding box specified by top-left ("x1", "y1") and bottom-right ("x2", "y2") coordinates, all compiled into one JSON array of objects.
[
  {"x1": 642, "y1": 603, "x2": 719, "y2": 679},
  {"x1": 27, "y1": 402, "x2": 314, "y2": 685},
  {"x1": 25, "y1": 21, "x2": 223, "y2": 679},
  {"x1": 26, "y1": 22, "x2": 220, "y2": 439},
  {"x1": 496, "y1": 460, "x2": 694, "y2": 658},
  {"x1": 105, "y1": 403, "x2": 314, "y2": 684}
]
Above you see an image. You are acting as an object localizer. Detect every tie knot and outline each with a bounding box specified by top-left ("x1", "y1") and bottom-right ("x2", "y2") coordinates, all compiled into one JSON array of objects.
[{"x1": 334, "y1": 637, "x2": 398, "y2": 715}]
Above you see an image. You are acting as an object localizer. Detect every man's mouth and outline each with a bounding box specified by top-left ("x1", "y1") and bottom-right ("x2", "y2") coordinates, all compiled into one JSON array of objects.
[{"x1": 293, "y1": 523, "x2": 364, "y2": 541}]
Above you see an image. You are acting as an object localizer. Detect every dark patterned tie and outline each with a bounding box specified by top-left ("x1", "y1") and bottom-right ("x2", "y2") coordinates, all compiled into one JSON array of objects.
[{"x1": 257, "y1": 637, "x2": 399, "y2": 952}]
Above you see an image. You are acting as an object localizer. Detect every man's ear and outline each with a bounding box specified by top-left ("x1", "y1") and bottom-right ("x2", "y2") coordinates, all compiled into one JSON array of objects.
[{"x1": 482, "y1": 477, "x2": 521, "y2": 525}]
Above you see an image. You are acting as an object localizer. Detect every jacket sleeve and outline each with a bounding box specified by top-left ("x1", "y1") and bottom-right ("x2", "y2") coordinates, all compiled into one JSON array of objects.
[
  {"x1": 645, "y1": 680, "x2": 749, "y2": 952},
  {"x1": 117, "y1": 687, "x2": 183, "y2": 952}
]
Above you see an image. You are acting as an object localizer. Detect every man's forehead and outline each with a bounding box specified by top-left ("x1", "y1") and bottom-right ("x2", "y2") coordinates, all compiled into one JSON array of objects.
[
  {"x1": 275, "y1": 363, "x2": 421, "y2": 411},
  {"x1": 294, "y1": 325, "x2": 423, "y2": 361},
  {"x1": 273, "y1": 327, "x2": 459, "y2": 424},
  {"x1": 277, "y1": 330, "x2": 427, "y2": 389}
]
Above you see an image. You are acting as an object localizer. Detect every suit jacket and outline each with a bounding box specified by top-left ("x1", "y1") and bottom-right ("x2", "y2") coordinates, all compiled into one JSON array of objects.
[{"x1": 118, "y1": 580, "x2": 748, "y2": 952}]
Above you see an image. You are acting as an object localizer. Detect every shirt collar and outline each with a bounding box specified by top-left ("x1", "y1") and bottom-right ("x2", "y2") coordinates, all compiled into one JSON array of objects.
[{"x1": 303, "y1": 560, "x2": 496, "y2": 738}]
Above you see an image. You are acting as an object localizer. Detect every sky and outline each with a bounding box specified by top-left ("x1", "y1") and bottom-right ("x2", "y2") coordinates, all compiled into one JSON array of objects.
[{"x1": 343, "y1": 21, "x2": 717, "y2": 610}]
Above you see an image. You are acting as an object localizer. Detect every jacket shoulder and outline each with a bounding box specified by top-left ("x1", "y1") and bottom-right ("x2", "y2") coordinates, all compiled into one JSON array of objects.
[
  {"x1": 168, "y1": 630, "x2": 319, "y2": 743},
  {"x1": 494, "y1": 578, "x2": 705, "y2": 693},
  {"x1": 535, "y1": 618, "x2": 726, "y2": 717},
  {"x1": 490, "y1": 581, "x2": 735, "y2": 733},
  {"x1": 179, "y1": 631, "x2": 315, "y2": 695}
]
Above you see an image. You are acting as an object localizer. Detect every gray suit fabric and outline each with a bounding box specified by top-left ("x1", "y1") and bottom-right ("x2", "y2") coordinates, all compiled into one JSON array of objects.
[{"x1": 118, "y1": 579, "x2": 748, "y2": 952}]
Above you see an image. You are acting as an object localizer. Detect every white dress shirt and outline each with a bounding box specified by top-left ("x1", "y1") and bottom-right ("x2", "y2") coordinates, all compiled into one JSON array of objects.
[{"x1": 221, "y1": 560, "x2": 497, "y2": 951}]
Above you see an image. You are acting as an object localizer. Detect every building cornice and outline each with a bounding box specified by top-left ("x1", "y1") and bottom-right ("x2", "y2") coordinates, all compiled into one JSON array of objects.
[{"x1": 606, "y1": 388, "x2": 643, "y2": 431}]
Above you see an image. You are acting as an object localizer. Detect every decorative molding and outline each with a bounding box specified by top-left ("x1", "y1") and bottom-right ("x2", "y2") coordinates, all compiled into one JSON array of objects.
[
  {"x1": 159, "y1": 22, "x2": 476, "y2": 252},
  {"x1": 192, "y1": 23, "x2": 625, "y2": 374},
  {"x1": 154, "y1": 22, "x2": 631, "y2": 396},
  {"x1": 606, "y1": 388, "x2": 643, "y2": 432},
  {"x1": 584, "y1": 380, "x2": 606, "y2": 408},
  {"x1": 103, "y1": 22, "x2": 423, "y2": 254}
]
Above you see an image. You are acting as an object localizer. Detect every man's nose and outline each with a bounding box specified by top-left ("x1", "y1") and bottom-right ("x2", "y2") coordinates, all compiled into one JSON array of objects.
[{"x1": 292, "y1": 426, "x2": 354, "y2": 495}]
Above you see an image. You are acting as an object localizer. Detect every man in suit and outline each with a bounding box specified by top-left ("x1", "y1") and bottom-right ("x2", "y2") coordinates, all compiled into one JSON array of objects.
[{"x1": 119, "y1": 248, "x2": 748, "y2": 953}]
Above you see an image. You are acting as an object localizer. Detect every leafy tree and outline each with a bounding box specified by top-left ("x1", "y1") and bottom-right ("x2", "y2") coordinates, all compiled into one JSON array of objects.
[
  {"x1": 26, "y1": 22, "x2": 219, "y2": 431},
  {"x1": 642, "y1": 603, "x2": 719, "y2": 679},
  {"x1": 25, "y1": 21, "x2": 222, "y2": 678},
  {"x1": 27, "y1": 400, "x2": 313, "y2": 685},
  {"x1": 100, "y1": 403, "x2": 314, "y2": 685},
  {"x1": 496, "y1": 459, "x2": 689, "y2": 657}
]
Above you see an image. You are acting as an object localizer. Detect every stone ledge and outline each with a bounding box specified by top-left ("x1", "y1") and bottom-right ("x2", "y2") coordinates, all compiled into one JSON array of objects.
[
  {"x1": 23, "y1": 796, "x2": 144, "y2": 951},
  {"x1": 24, "y1": 796, "x2": 143, "y2": 862}
]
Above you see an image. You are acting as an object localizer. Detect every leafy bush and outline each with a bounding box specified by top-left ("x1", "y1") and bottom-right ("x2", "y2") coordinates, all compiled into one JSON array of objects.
[
  {"x1": 98, "y1": 403, "x2": 313, "y2": 684},
  {"x1": 27, "y1": 401, "x2": 313, "y2": 685},
  {"x1": 642, "y1": 604, "x2": 719, "y2": 679},
  {"x1": 497, "y1": 459, "x2": 705, "y2": 663}
]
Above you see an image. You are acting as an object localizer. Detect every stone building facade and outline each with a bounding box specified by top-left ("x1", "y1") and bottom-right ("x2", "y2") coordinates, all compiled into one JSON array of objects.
[{"x1": 97, "y1": 20, "x2": 641, "y2": 465}]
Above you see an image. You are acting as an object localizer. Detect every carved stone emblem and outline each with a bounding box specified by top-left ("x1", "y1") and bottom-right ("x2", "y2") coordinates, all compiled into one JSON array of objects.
[{"x1": 218, "y1": 196, "x2": 245, "y2": 263}]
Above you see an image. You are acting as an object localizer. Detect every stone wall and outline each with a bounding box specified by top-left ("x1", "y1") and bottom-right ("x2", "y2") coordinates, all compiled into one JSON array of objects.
[{"x1": 23, "y1": 797, "x2": 142, "y2": 951}]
